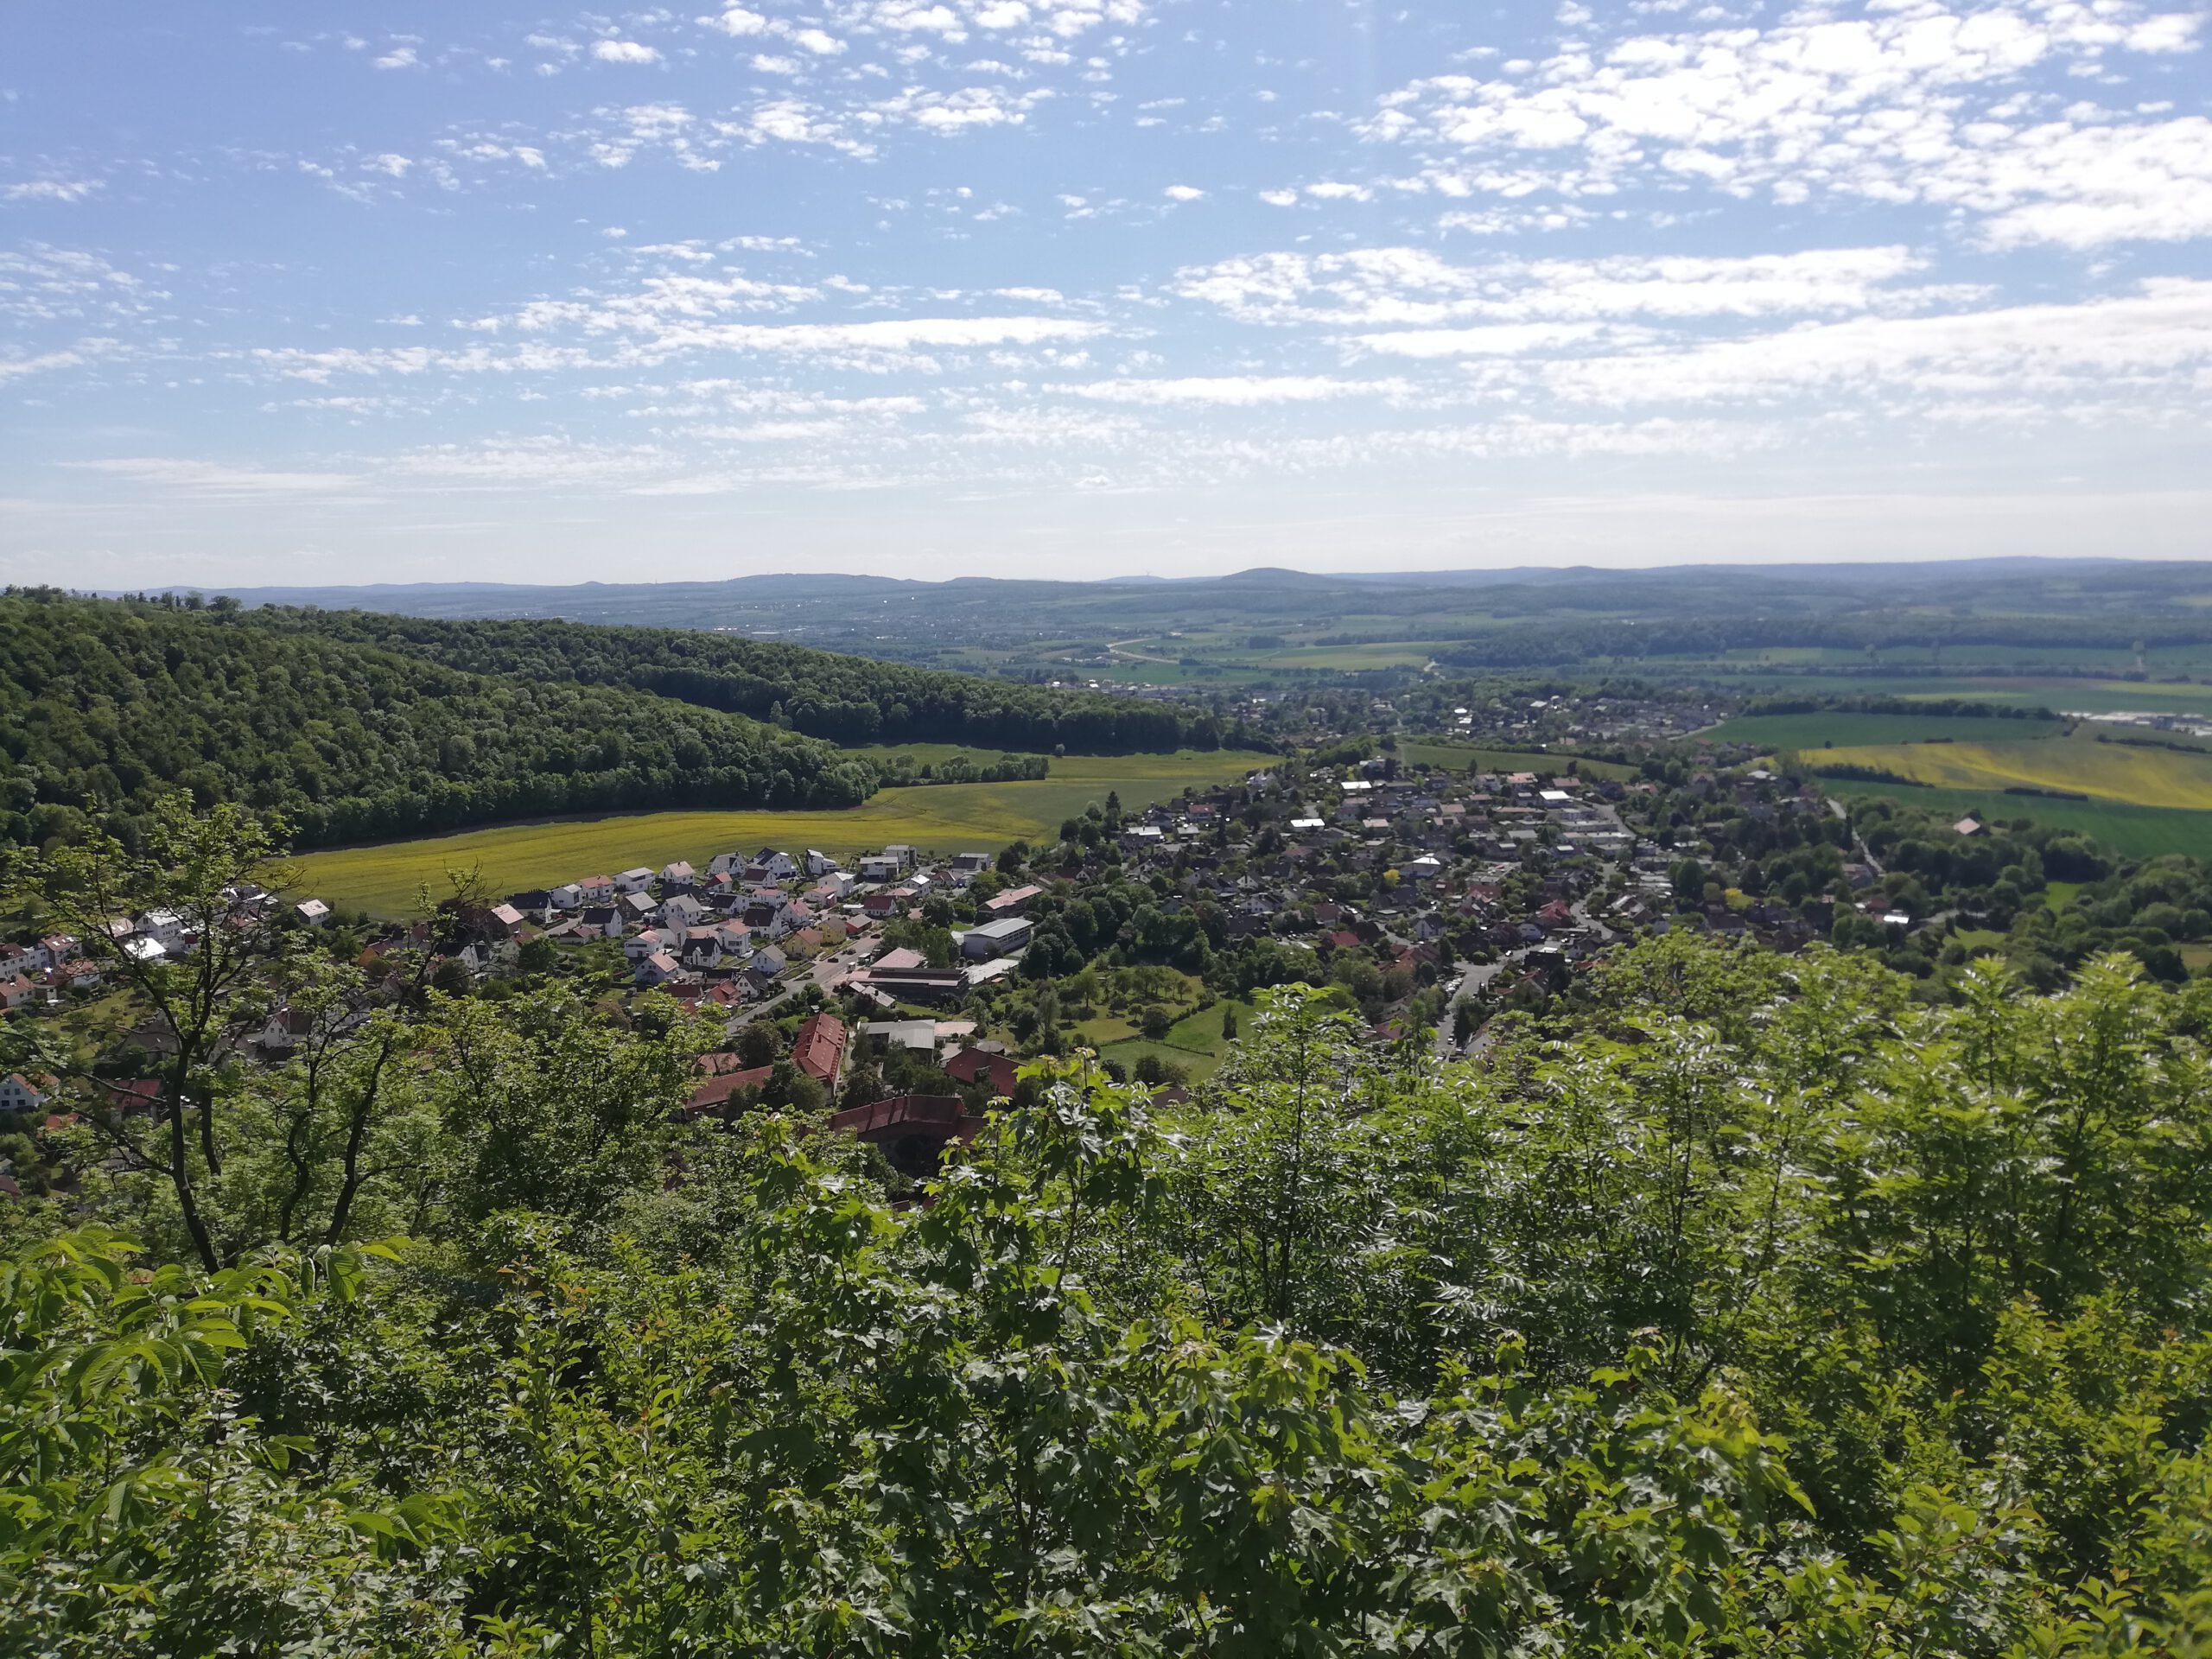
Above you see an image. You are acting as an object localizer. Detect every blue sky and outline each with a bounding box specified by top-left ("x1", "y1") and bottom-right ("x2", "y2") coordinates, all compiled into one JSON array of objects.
[{"x1": 3, "y1": 0, "x2": 2209, "y2": 587}]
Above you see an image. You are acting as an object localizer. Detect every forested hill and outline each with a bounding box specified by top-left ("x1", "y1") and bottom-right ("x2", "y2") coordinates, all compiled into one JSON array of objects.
[
  {"x1": 241, "y1": 608, "x2": 1233, "y2": 753},
  {"x1": 0, "y1": 592, "x2": 880, "y2": 850}
]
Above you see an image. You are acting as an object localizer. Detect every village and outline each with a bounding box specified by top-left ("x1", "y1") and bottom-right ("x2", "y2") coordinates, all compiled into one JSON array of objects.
[{"x1": 1, "y1": 729, "x2": 1914, "y2": 1191}]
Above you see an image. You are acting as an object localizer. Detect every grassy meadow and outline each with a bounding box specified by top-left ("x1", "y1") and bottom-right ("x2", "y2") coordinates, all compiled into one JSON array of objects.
[
  {"x1": 1821, "y1": 779, "x2": 2212, "y2": 861},
  {"x1": 293, "y1": 749, "x2": 1270, "y2": 916}
]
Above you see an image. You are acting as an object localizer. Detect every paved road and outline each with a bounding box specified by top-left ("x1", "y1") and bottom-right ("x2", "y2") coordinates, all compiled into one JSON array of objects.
[
  {"x1": 722, "y1": 937, "x2": 881, "y2": 1035},
  {"x1": 1435, "y1": 887, "x2": 1618, "y2": 1063}
]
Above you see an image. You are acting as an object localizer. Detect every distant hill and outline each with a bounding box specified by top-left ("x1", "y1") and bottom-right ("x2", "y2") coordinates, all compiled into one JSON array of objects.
[{"x1": 164, "y1": 556, "x2": 2212, "y2": 632}]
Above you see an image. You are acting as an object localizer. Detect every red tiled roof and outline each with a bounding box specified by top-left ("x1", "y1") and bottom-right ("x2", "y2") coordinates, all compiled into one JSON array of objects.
[
  {"x1": 793, "y1": 1012, "x2": 847, "y2": 1086},
  {"x1": 686, "y1": 1067, "x2": 772, "y2": 1112},
  {"x1": 943, "y1": 1046, "x2": 1020, "y2": 1096}
]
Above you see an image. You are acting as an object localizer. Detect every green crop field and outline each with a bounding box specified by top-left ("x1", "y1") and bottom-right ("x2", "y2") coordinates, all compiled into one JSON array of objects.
[
  {"x1": 293, "y1": 749, "x2": 1271, "y2": 916},
  {"x1": 1707, "y1": 712, "x2": 2066, "y2": 751},
  {"x1": 1821, "y1": 779, "x2": 2212, "y2": 861},
  {"x1": 1399, "y1": 742, "x2": 1636, "y2": 780},
  {"x1": 1817, "y1": 734, "x2": 2212, "y2": 810}
]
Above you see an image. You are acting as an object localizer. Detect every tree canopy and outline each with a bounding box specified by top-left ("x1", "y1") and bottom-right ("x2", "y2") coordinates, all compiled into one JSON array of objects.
[
  {"x1": 7, "y1": 873, "x2": 2212, "y2": 1651},
  {"x1": 0, "y1": 591, "x2": 885, "y2": 850}
]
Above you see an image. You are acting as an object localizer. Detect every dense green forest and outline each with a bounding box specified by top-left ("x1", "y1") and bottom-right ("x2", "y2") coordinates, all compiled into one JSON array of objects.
[
  {"x1": 4, "y1": 807, "x2": 2210, "y2": 1654},
  {"x1": 0, "y1": 591, "x2": 891, "y2": 851},
  {"x1": 243, "y1": 608, "x2": 1236, "y2": 753}
]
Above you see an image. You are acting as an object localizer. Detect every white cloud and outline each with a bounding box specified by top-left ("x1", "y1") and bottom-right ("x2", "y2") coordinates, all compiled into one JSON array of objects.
[
  {"x1": 1540, "y1": 278, "x2": 2212, "y2": 406},
  {"x1": 652, "y1": 315, "x2": 1107, "y2": 356},
  {"x1": 1349, "y1": 321, "x2": 1615, "y2": 358},
  {"x1": 697, "y1": 8, "x2": 770, "y2": 35},
  {"x1": 65, "y1": 458, "x2": 359, "y2": 494},
  {"x1": 3, "y1": 180, "x2": 103, "y2": 203},
  {"x1": 1163, "y1": 184, "x2": 1206, "y2": 202},
  {"x1": 594, "y1": 40, "x2": 663, "y2": 63},
  {"x1": 1173, "y1": 246, "x2": 1927, "y2": 327},
  {"x1": 794, "y1": 28, "x2": 847, "y2": 54},
  {"x1": 0, "y1": 349, "x2": 86, "y2": 383},
  {"x1": 372, "y1": 45, "x2": 419, "y2": 69},
  {"x1": 1052, "y1": 374, "x2": 1410, "y2": 404},
  {"x1": 1357, "y1": 0, "x2": 2210, "y2": 248}
]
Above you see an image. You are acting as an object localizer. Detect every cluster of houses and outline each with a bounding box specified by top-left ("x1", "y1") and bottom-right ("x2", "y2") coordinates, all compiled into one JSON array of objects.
[
  {"x1": 0, "y1": 880, "x2": 335, "y2": 1014},
  {"x1": 467, "y1": 843, "x2": 1039, "y2": 1013},
  {"x1": 1098, "y1": 766, "x2": 1633, "y2": 963}
]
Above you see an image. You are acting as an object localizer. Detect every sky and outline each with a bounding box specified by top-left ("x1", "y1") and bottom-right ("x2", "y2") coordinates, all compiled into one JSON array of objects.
[{"x1": 3, "y1": 0, "x2": 2209, "y2": 588}]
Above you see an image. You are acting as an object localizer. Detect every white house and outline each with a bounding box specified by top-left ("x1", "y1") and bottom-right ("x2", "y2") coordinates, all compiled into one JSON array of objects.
[
  {"x1": 803, "y1": 849, "x2": 838, "y2": 877},
  {"x1": 635, "y1": 950, "x2": 685, "y2": 988},
  {"x1": 659, "y1": 893, "x2": 708, "y2": 931},
  {"x1": 857, "y1": 854, "x2": 902, "y2": 882},
  {"x1": 549, "y1": 882, "x2": 584, "y2": 911},
  {"x1": 624, "y1": 928, "x2": 680, "y2": 964},
  {"x1": 614, "y1": 868, "x2": 656, "y2": 895},
  {"x1": 295, "y1": 899, "x2": 331, "y2": 928},
  {"x1": 751, "y1": 849, "x2": 798, "y2": 881},
  {"x1": 1, "y1": 974, "x2": 41, "y2": 1010},
  {"x1": 0, "y1": 943, "x2": 42, "y2": 980},
  {"x1": 0, "y1": 1073, "x2": 54, "y2": 1115},
  {"x1": 124, "y1": 937, "x2": 168, "y2": 964}
]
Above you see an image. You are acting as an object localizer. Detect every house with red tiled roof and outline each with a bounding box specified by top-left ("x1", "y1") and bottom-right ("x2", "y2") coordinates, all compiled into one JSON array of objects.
[
  {"x1": 943, "y1": 1046, "x2": 1019, "y2": 1097},
  {"x1": 792, "y1": 1011, "x2": 848, "y2": 1090},
  {"x1": 684, "y1": 1066, "x2": 773, "y2": 1117}
]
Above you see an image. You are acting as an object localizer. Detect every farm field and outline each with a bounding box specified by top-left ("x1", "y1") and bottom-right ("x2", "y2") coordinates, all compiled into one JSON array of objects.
[
  {"x1": 1821, "y1": 779, "x2": 2212, "y2": 861},
  {"x1": 1398, "y1": 742, "x2": 1636, "y2": 779},
  {"x1": 1817, "y1": 734, "x2": 2212, "y2": 810},
  {"x1": 1707, "y1": 712, "x2": 2065, "y2": 750},
  {"x1": 293, "y1": 749, "x2": 1270, "y2": 916}
]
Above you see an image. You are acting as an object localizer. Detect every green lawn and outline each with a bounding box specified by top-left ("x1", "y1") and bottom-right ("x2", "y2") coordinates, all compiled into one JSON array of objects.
[
  {"x1": 1162, "y1": 998, "x2": 1259, "y2": 1054},
  {"x1": 1823, "y1": 779, "x2": 2212, "y2": 861},
  {"x1": 293, "y1": 749, "x2": 1270, "y2": 916},
  {"x1": 1098, "y1": 1038, "x2": 1224, "y2": 1084}
]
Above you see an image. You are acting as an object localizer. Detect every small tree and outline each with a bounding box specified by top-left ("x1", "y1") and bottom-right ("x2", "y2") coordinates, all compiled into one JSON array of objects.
[{"x1": 10, "y1": 800, "x2": 297, "y2": 1269}]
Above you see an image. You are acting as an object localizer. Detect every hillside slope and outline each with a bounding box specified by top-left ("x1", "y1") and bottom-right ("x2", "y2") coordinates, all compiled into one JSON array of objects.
[
  {"x1": 0, "y1": 592, "x2": 878, "y2": 849},
  {"x1": 242, "y1": 608, "x2": 1233, "y2": 753}
]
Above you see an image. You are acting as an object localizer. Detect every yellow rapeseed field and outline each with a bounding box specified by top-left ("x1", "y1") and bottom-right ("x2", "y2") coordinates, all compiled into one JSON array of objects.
[
  {"x1": 1821, "y1": 735, "x2": 2212, "y2": 810},
  {"x1": 291, "y1": 750, "x2": 1271, "y2": 916}
]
